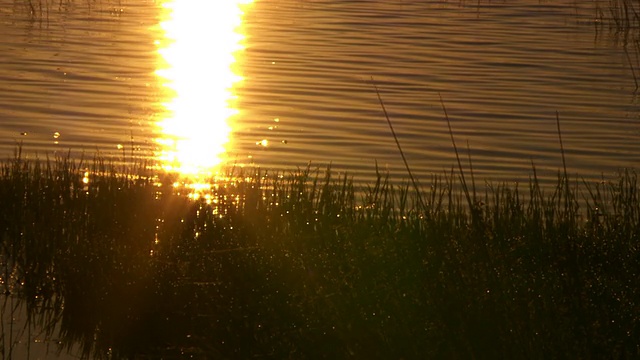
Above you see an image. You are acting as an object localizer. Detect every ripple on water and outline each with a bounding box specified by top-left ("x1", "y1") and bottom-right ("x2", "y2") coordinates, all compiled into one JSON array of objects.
[{"x1": 0, "y1": 0, "x2": 638, "y2": 186}]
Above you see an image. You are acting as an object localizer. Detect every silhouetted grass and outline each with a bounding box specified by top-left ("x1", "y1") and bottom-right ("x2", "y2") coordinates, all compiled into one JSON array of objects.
[
  {"x1": 0, "y1": 148, "x2": 639, "y2": 359},
  {"x1": 595, "y1": 0, "x2": 640, "y2": 32}
]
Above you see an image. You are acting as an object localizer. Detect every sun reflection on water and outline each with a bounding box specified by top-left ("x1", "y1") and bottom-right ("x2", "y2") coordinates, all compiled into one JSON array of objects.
[{"x1": 154, "y1": 0, "x2": 251, "y2": 179}]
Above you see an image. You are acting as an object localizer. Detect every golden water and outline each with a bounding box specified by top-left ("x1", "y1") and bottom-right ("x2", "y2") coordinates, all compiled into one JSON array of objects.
[
  {"x1": 0, "y1": 2, "x2": 639, "y2": 357},
  {"x1": 0, "y1": 0, "x2": 638, "y2": 186}
]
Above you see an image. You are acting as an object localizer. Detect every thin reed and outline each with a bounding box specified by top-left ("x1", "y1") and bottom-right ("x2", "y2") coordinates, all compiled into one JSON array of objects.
[
  {"x1": 0, "y1": 149, "x2": 639, "y2": 359},
  {"x1": 595, "y1": 0, "x2": 640, "y2": 32}
]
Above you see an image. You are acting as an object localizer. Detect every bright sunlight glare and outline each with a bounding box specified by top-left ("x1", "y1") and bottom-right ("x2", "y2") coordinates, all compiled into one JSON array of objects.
[{"x1": 155, "y1": 0, "x2": 252, "y2": 176}]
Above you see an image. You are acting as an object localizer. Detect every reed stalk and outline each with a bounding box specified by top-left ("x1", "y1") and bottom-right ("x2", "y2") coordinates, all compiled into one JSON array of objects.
[{"x1": 371, "y1": 78, "x2": 426, "y2": 213}]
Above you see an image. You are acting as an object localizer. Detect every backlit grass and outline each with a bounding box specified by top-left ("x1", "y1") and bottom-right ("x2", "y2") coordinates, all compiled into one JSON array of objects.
[{"x1": 0, "y1": 149, "x2": 639, "y2": 359}]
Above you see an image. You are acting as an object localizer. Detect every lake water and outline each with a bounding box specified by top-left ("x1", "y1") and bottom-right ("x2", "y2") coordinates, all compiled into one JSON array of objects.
[
  {"x1": 0, "y1": 0, "x2": 638, "y2": 187},
  {"x1": 0, "y1": 1, "x2": 639, "y2": 357}
]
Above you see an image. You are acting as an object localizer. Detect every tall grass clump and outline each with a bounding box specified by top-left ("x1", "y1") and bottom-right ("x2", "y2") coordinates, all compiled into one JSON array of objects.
[{"x1": 0, "y1": 148, "x2": 639, "y2": 359}]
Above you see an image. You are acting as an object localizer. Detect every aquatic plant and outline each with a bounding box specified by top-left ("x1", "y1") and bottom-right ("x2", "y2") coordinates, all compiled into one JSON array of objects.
[
  {"x1": 595, "y1": 0, "x2": 640, "y2": 32},
  {"x1": 0, "y1": 147, "x2": 639, "y2": 359}
]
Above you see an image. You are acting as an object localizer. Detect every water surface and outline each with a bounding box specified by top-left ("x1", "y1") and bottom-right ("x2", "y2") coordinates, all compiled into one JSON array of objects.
[{"x1": 0, "y1": 0, "x2": 638, "y2": 186}]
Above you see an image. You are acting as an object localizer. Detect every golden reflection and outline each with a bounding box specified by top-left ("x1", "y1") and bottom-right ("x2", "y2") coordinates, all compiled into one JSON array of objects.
[{"x1": 155, "y1": 0, "x2": 252, "y2": 177}]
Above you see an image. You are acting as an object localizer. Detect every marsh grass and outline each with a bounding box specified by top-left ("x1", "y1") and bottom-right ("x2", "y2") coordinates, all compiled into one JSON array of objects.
[
  {"x1": 0, "y1": 147, "x2": 639, "y2": 359},
  {"x1": 595, "y1": 0, "x2": 640, "y2": 32}
]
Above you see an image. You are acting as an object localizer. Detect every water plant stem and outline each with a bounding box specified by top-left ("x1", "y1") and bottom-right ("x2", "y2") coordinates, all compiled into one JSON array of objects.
[
  {"x1": 440, "y1": 93, "x2": 473, "y2": 210},
  {"x1": 371, "y1": 77, "x2": 425, "y2": 211},
  {"x1": 556, "y1": 111, "x2": 570, "y2": 185}
]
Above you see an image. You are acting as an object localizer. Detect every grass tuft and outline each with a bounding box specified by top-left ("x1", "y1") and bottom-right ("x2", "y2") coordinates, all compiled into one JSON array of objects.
[{"x1": 0, "y1": 148, "x2": 638, "y2": 359}]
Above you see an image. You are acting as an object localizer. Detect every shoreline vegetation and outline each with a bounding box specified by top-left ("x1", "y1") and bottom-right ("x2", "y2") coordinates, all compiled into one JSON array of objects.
[
  {"x1": 2, "y1": 0, "x2": 638, "y2": 358},
  {"x1": 1, "y1": 149, "x2": 638, "y2": 359}
]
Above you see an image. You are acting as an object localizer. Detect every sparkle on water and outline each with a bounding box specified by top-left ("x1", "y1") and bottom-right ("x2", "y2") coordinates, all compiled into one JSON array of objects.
[{"x1": 154, "y1": 0, "x2": 252, "y2": 177}]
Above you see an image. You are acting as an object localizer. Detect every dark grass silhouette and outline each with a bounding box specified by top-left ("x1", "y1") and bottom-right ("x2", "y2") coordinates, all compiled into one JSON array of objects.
[{"x1": 0, "y1": 147, "x2": 639, "y2": 359}]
